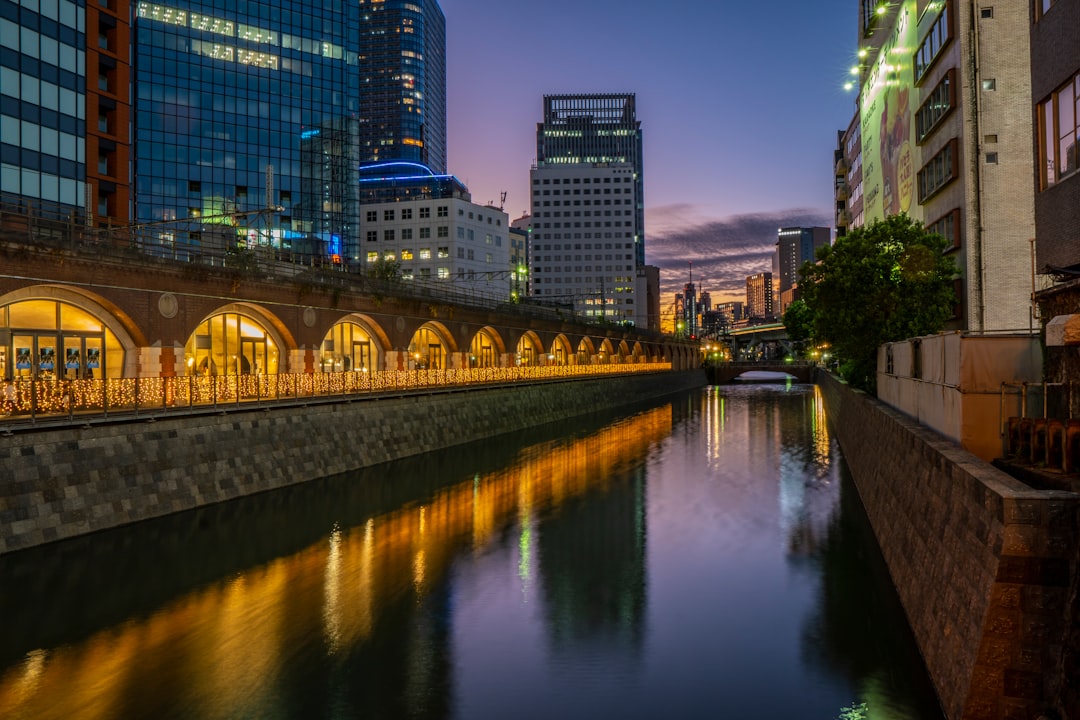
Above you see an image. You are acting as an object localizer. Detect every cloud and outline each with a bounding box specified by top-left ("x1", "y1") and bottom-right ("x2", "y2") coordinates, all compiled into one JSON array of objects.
[{"x1": 645, "y1": 206, "x2": 832, "y2": 303}]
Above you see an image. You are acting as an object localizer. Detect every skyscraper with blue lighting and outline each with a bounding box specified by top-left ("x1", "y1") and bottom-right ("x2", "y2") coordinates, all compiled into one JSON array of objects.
[{"x1": 358, "y1": 0, "x2": 446, "y2": 174}]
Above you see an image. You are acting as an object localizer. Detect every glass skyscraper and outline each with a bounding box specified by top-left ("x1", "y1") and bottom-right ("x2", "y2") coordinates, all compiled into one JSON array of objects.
[
  {"x1": 358, "y1": 0, "x2": 446, "y2": 174},
  {"x1": 131, "y1": 0, "x2": 364, "y2": 259},
  {"x1": 1, "y1": 0, "x2": 87, "y2": 214}
]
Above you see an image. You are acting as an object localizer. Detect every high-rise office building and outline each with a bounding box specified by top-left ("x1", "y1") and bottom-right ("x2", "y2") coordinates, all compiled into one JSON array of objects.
[
  {"x1": 357, "y1": 0, "x2": 446, "y2": 174},
  {"x1": 776, "y1": 226, "x2": 830, "y2": 314},
  {"x1": 535, "y1": 94, "x2": 645, "y2": 265},
  {"x1": 854, "y1": 0, "x2": 1037, "y2": 331},
  {"x1": 131, "y1": 0, "x2": 365, "y2": 259},
  {"x1": 1, "y1": 0, "x2": 129, "y2": 223},
  {"x1": 529, "y1": 94, "x2": 647, "y2": 326},
  {"x1": 745, "y1": 272, "x2": 774, "y2": 321}
]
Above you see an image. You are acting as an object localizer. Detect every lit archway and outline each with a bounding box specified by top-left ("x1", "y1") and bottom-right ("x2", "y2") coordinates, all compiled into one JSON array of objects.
[
  {"x1": 469, "y1": 327, "x2": 505, "y2": 368},
  {"x1": 408, "y1": 324, "x2": 450, "y2": 369},
  {"x1": 549, "y1": 335, "x2": 572, "y2": 366},
  {"x1": 320, "y1": 317, "x2": 385, "y2": 372},
  {"x1": 0, "y1": 290, "x2": 135, "y2": 379},
  {"x1": 184, "y1": 309, "x2": 284, "y2": 376},
  {"x1": 576, "y1": 337, "x2": 595, "y2": 365},
  {"x1": 598, "y1": 339, "x2": 615, "y2": 363},
  {"x1": 515, "y1": 332, "x2": 543, "y2": 367}
]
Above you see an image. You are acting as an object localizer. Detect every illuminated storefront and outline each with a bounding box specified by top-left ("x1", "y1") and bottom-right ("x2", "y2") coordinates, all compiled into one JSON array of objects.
[
  {"x1": 320, "y1": 321, "x2": 380, "y2": 372},
  {"x1": 549, "y1": 335, "x2": 572, "y2": 365},
  {"x1": 0, "y1": 300, "x2": 125, "y2": 380},
  {"x1": 408, "y1": 326, "x2": 446, "y2": 370},
  {"x1": 576, "y1": 338, "x2": 594, "y2": 365},
  {"x1": 516, "y1": 334, "x2": 541, "y2": 366},
  {"x1": 184, "y1": 312, "x2": 280, "y2": 376},
  {"x1": 469, "y1": 329, "x2": 500, "y2": 368}
]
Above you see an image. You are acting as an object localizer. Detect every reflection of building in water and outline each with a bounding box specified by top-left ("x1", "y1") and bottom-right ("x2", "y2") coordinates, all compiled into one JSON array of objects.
[
  {"x1": 0, "y1": 405, "x2": 672, "y2": 720},
  {"x1": 538, "y1": 464, "x2": 647, "y2": 661},
  {"x1": 703, "y1": 386, "x2": 839, "y2": 560}
]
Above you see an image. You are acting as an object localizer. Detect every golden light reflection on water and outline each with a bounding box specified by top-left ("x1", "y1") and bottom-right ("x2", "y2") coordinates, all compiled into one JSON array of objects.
[{"x1": 0, "y1": 406, "x2": 672, "y2": 720}]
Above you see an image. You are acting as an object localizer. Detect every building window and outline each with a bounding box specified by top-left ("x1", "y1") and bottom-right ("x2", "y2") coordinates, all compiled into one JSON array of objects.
[
  {"x1": 383, "y1": 229, "x2": 394, "y2": 241},
  {"x1": 419, "y1": 227, "x2": 431, "y2": 239},
  {"x1": 366, "y1": 211, "x2": 377, "y2": 222},
  {"x1": 437, "y1": 226, "x2": 448, "y2": 238},
  {"x1": 401, "y1": 249, "x2": 413, "y2": 260},
  {"x1": 981, "y1": 79, "x2": 996, "y2": 91},
  {"x1": 1038, "y1": 72, "x2": 1080, "y2": 189},
  {"x1": 401, "y1": 228, "x2": 413, "y2": 240},
  {"x1": 437, "y1": 206, "x2": 448, "y2": 217},
  {"x1": 366, "y1": 231, "x2": 377, "y2": 242},
  {"x1": 916, "y1": 69, "x2": 955, "y2": 143},
  {"x1": 383, "y1": 209, "x2": 394, "y2": 221},
  {"x1": 419, "y1": 207, "x2": 431, "y2": 219},
  {"x1": 419, "y1": 248, "x2": 431, "y2": 260},
  {"x1": 914, "y1": 2, "x2": 951, "y2": 83},
  {"x1": 437, "y1": 247, "x2": 449, "y2": 258},
  {"x1": 917, "y1": 139, "x2": 958, "y2": 201},
  {"x1": 985, "y1": 152, "x2": 998, "y2": 164},
  {"x1": 401, "y1": 208, "x2": 412, "y2": 220},
  {"x1": 1036, "y1": 0, "x2": 1057, "y2": 20},
  {"x1": 437, "y1": 267, "x2": 449, "y2": 279},
  {"x1": 926, "y1": 208, "x2": 961, "y2": 251}
]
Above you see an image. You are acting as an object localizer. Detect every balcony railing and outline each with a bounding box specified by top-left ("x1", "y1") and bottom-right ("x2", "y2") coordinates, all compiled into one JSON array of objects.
[{"x1": 0, "y1": 362, "x2": 672, "y2": 429}]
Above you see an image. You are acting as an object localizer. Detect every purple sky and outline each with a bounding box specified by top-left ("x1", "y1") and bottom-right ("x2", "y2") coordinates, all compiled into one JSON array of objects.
[{"x1": 442, "y1": 0, "x2": 857, "y2": 311}]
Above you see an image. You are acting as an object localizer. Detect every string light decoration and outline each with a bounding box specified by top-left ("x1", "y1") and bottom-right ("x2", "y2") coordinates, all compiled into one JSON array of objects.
[{"x1": 0, "y1": 361, "x2": 672, "y2": 422}]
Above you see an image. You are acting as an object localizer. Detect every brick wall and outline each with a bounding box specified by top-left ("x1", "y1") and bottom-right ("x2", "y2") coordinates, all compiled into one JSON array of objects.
[
  {"x1": 0, "y1": 371, "x2": 705, "y2": 555},
  {"x1": 819, "y1": 371, "x2": 1078, "y2": 720}
]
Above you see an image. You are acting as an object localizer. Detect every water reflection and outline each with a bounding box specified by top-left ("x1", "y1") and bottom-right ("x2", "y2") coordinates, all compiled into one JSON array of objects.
[
  {"x1": 0, "y1": 386, "x2": 942, "y2": 720},
  {"x1": 0, "y1": 406, "x2": 672, "y2": 720}
]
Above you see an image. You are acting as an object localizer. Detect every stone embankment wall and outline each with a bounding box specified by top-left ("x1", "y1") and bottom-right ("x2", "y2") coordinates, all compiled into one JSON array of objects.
[
  {"x1": 0, "y1": 371, "x2": 706, "y2": 555},
  {"x1": 819, "y1": 371, "x2": 1079, "y2": 720}
]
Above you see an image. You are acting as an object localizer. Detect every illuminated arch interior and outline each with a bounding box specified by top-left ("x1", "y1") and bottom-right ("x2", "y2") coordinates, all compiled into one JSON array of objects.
[
  {"x1": 0, "y1": 299, "x2": 124, "y2": 379},
  {"x1": 321, "y1": 321, "x2": 380, "y2": 372},
  {"x1": 184, "y1": 312, "x2": 279, "y2": 376},
  {"x1": 408, "y1": 327, "x2": 446, "y2": 369},
  {"x1": 516, "y1": 334, "x2": 542, "y2": 366},
  {"x1": 469, "y1": 329, "x2": 500, "y2": 368},
  {"x1": 550, "y1": 336, "x2": 571, "y2": 365}
]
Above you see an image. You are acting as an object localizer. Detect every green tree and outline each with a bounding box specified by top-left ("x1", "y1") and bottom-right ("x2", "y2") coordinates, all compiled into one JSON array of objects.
[
  {"x1": 366, "y1": 257, "x2": 402, "y2": 282},
  {"x1": 782, "y1": 299, "x2": 814, "y2": 358},
  {"x1": 799, "y1": 214, "x2": 957, "y2": 393}
]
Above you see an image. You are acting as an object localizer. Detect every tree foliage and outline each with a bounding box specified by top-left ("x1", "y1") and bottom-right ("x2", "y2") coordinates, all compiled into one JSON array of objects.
[
  {"x1": 782, "y1": 299, "x2": 814, "y2": 350},
  {"x1": 799, "y1": 214, "x2": 957, "y2": 392}
]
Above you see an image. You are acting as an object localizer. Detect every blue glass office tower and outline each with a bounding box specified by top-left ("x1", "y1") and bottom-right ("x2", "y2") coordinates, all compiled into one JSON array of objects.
[
  {"x1": 132, "y1": 0, "x2": 363, "y2": 259},
  {"x1": 358, "y1": 0, "x2": 446, "y2": 174}
]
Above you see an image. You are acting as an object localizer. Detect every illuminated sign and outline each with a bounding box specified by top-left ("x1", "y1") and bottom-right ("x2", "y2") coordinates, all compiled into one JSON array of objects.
[{"x1": 860, "y1": 0, "x2": 921, "y2": 223}]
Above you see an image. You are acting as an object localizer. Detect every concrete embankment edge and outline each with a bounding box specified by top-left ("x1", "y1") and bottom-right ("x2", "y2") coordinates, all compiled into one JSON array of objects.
[
  {"x1": 818, "y1": 370, "x2": 1079, "y2": 720},
  {"x1": 0, "y1": 370, "x2": 706, "y2": 555}
]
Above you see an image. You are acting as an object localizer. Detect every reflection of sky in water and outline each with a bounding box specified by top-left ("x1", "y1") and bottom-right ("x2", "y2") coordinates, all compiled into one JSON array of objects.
[{"x1": 0, "y1": 389, "x2": 940, "y2": 720}]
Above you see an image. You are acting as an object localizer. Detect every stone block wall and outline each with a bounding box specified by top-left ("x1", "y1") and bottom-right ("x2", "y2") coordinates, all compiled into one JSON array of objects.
[
  {"x1": 819, "y1": 371, "x2": 1079, "y2": 720},
  {"x1": 0, "y1": 371, "x2": 706, "y2": 555}
]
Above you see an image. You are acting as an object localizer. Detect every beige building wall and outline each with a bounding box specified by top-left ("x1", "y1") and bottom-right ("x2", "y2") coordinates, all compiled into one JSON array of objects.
[{"x1": 877, "y1": 333, "x2": 1043, "y2": 461}]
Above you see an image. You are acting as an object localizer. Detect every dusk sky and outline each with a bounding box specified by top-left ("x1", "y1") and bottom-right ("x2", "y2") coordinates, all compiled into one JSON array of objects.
[{"x1": 442, "y1": 0, "x2": 857, "y2": 314}]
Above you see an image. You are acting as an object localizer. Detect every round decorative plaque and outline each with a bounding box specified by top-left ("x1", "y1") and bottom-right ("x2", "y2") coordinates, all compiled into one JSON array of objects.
[{"x1": 158, "y1": 293, "x2": 179, "y2": 319}]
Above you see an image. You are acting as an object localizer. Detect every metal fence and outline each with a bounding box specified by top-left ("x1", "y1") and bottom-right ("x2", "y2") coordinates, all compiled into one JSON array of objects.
[{"x1": 0, "y1": 362, "x2": 672, "y2": 429}]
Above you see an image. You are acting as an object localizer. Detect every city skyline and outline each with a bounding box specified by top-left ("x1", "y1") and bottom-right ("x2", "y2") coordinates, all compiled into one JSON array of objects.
[{"x1": 442, "y1": 0, "x2": 856, "y2": 311}]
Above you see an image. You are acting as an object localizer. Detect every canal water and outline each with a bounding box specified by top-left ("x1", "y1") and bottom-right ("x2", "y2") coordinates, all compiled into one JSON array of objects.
[{"x1": 0, "y1": 383, "x2": 944, "y2": 720}]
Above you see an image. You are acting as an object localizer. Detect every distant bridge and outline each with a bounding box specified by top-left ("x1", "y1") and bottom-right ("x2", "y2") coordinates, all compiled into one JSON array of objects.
[{"x1": 704, "y1": 362, "x2": 816, "y2": 385}]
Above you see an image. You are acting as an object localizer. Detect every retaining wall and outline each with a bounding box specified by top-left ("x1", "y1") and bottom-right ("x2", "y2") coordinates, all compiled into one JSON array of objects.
[
  {"x1": 0, "y1": 370, "x2": 706, "y2": 555},
  {"x1": 819, "y1": 371, "x2": 1079, "y2": 720}
]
